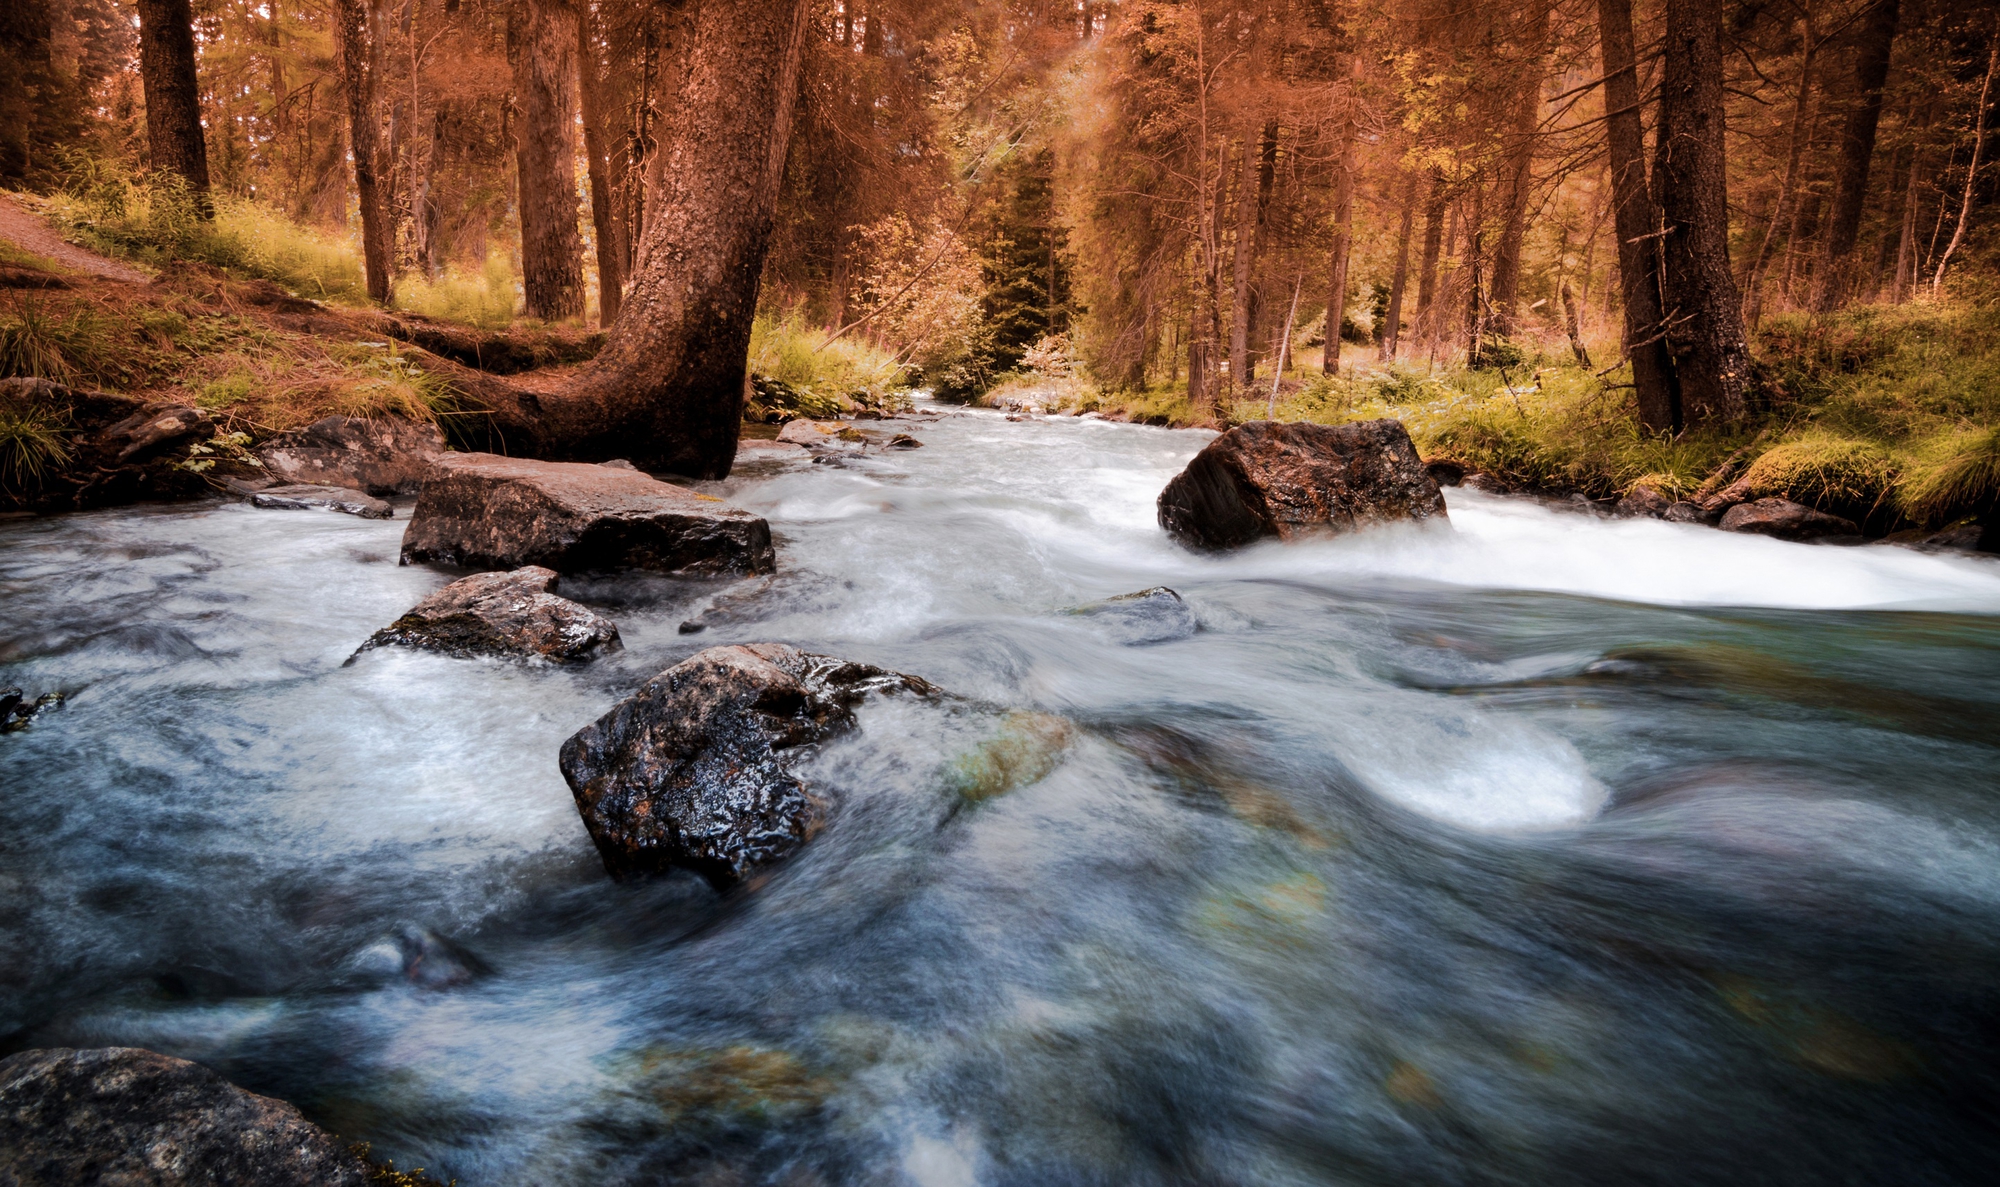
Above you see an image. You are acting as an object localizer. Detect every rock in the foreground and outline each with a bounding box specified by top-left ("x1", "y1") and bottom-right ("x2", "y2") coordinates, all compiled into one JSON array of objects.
[
  {"x1": 250, "y1": 483, "x2": 392, "y2": 519},
  {"x1": 1157, "y1": 419, "x2": 1447, "y2": 550},
  {"x1": 0, "y1": 1047, "x2": 369, "y2": 1186},
  {"x1": 255, "y1": 415, "x2": 445, "y2": 495},
  {"x1": 400, "y1": 452, "x2": 775, "y2": 575},
  {"x1": 356, "y1": 566, "x2": 619, "y2": 663},
  {"x1": 561, "y1": 644, "x2": 932, "y2": 888},
  {"x1": 1719, "y1": 497, "x2": 1860, "y2": 541}
]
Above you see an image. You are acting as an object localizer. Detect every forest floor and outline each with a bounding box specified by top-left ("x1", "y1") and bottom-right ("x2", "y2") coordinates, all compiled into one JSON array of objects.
[{"x1": 0, "y1": 195, "x2": 150, "y2": 284}]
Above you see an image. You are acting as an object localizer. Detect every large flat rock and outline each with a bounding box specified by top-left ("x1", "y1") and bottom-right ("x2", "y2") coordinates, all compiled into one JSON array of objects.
[
  {"x1": 400, "y1": 453, "x2": 776, "y2": 575},
  {"x1": 1157, "y1": 419, "x2": 1447, "y2": 550},
  {"x1": 0, "y1": 1047, "x2": 370, "y2": 1186},
  {"x1": 256, "y1": 415, "x2": 445, "y2": 495}
]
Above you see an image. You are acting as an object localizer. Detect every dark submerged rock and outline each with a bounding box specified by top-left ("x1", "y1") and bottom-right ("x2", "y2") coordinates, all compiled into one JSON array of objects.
[
  {"x1": 356, "y1": 566, "x2": 620, "y2": 663},
  {"x1": 1423, "y1": 458, "x2": 1467, "y2": 487},
  {"x1": 254, "y1": 415, "x2": 446, "y2": 496},
  {"x1": 1719, "y1": 498, "x2": 1861, "y2": 541},
  {"x1": 399, "y1": 452, "x2": 775, "y2": 575},
  {"x1": 1071, "y1": 586, "x2": 1198, "y2": 644},
  {"x1": 249, "y1": 484, "x2": 393, "y2": 519},
  {"x1": 560, "y1": 644, "x2": 932, "y2": 889},
  {"x1": 1157, "y1": 419, "x2": 1447, "y2": 550},
  {"x1": 0, "y1": 1047, "x2": 370, "y2": 1186}
]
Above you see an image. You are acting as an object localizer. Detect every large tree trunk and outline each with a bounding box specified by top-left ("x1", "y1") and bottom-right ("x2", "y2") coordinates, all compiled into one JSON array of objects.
[
  {"x1": 1811, "y1": 0, "x2": 1901, "y2": 310},
  {"x1": 578, "y1": 0, "x2": 627, "y2": 326},
  {"x1": 471, "y1": 0, "x2": 809, "y2": 477},
  {"x1": 135, "y1": 0, "x2": 212, "y2": 204},
  {"x1": 1487, "y1": 2, "x2": 1551, "y2": 333},
  {"x1": 333, "y1": 0, "x2": 393, "y2": 304},
  {"x1": 1654, "y1": 0, "x2": 1750, "y2": 422},
  {"x1": 1598, "y1": 0, "x2": 1678, "y2": 430},
  {"x1": 1322, "y1": 52, "x2": 1359, "y2": 375},
  {"x1": 509, "y1": 0, "x2": 587, "y2": 321},
  {"x1": 1379, "y1": 172, "x2": 1418, "y2": 361},
  {"x1": 1412, "y1": 171, "x2": 1447, "y2": 350}
]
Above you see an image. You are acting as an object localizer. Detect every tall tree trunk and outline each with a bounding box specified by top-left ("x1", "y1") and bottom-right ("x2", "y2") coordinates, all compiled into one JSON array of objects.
[
  {"x1": 1228, "y1": 134, "x2": 1262, "y2": 391},
  {"x1": 1488, "y1": 2, "x2": 1551, "y2": 333},
  {"x1": 1741, "y1": 8, "x2": 1817, "y2": 328},
  {"x1": 473, "y1": 0, "x2": 810, "y2": 477},
  {"x1": 1931, "y1": 31, "x2": 1999, "y2": 294},
  {"x1": 1811, "y1": 0, "x2": 1901, "y2": 310},
  {"x1": 578, "y1": 0, "x2": 627, "y2": 326},
  {"x1": 1412, "y1": 170, "x2": 1447, "y2": 351},
  {"x1": 1322, "y1": 51, "x2": 1359, "y2": 375},
  {"x1": 1599, "y1": 0, "x2": 1678, "y2": 430},
  {"x1": 135, "y1": 0, "x2": 212, "y2": 206},
  {"x1": 510, "y1": 0, "x2": 586, "y2": 321},
  {"x1": 1890, "y1": 103, "x2": 1933, "y2": 301},
  {"x1": 1561, "y1": 280, "x2": 1591, "y2": 366},
  {"x1": 1655, "y1": 0, "x2": 1749, "y2": 422},
  {"x1": 1380, "y1": 171, "x2": 1418, "y2": 361},
  {"x1": 334, "y1": 0, "x2": 393, "y2": 303}
]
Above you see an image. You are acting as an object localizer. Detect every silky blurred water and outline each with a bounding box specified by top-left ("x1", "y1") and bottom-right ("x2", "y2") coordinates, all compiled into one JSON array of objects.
[{"x1": 4, "y1": 408, "x2": 1999, "y2": 1186}]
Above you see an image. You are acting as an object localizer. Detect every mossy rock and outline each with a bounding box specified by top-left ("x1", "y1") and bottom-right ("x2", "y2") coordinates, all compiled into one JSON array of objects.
[
  {"x1": 943, "y1": 711, "x2": 1074, "y2": 806},
  {"x1": 1742, "y1": 436, "x2": 1896, "y2": 520}
]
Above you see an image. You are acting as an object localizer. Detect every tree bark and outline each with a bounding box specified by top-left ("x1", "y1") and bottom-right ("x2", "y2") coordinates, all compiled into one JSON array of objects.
[
  {"x1": 578, "y1": 0, "x2": 627, "y2": 326},
  {"x1": 1741, "y1": 7, "x2": 1817, "y2": 328},
  {"x1": 1655, "y1": 0, "x2": 1749, "y2": 422},
  {"x1": 1380, "y1": 171, "x2": 1418, "y2": 361},
  {"x1": 135, "y1": 0, "x2": 212, "y2": 205},
  {"x1": 1322, "y1": 52, "x2": 1359, "y2": 375},
  {"x1": 1561, "y1": 280, "x2": 1591, "y2": 366},
  {"x1": 509, "y1": 0, "x2": 586, "y2": 321},
  {"x1": 1228, "y1": 134, "x2": 1262, "y2": 390},
  {"x1": 470, "y1": 0, "x2": 810, "y2": 477},
  {"x1": 1811, "y1": 0, "x2": 1901, "y2": 310},
  {"x1": 333, "y1": 0, "x2": 393, "y2": 303},
  {"x1": 1931, "y1": 30, "x2": 1999, "y2": 294},
  {"x1": 1487, "y1": 2, "x2": 1551, "y2": 333},
  {"x1": 1598, "y1": 0, "x2": 1677, "y2": 430},
  {"x1": 1412, "y1": 170, "x2": 1447, "y2": 350}
]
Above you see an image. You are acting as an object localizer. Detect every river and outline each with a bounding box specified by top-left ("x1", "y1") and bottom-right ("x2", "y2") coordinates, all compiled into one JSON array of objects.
[{"x1": 3, "y1": 408, "x2": 1999, "y2": 1185}]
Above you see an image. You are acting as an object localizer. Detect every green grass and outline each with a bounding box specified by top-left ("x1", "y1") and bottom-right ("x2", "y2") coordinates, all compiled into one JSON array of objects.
[
  {"x1": 0, "y1": 295, "x2": 145, "y2": 387},
  {"x1": 747, "y1": 309, "x2": 911, "y2": 416},
  {"x1": 0, "y1": 399, "x2": 73, "y2": 494},
  {"x1": 0, "y1": 239, "x2": 70, "y2": 274},
  {"x1": 395, "y1": 252, "x2": 520, "y2": 329}
]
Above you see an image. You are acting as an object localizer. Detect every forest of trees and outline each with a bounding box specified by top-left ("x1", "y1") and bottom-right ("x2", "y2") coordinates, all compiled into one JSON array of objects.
[{"x1": 4, "y1": 0, "x2": 1998, "y2": 459}]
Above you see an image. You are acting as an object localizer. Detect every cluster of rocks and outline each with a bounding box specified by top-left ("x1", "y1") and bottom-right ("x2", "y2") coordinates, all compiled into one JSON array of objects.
[
  {"x1": 1613, "y1": 475, "x2": 1863, "y2": 542},
  {"x1": 772, "y1": 418, "x2": 924, "y2": 462}
]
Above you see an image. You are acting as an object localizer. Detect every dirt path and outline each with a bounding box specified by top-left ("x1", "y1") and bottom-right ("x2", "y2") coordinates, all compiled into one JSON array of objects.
[{"x1": 0, "y1": 193, "x2": 152, "y2": 284}]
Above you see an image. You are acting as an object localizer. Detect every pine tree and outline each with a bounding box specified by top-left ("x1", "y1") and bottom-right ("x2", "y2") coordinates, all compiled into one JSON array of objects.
[{"x1": 976, "y1": 148, "x2": 1078, "y2": 373}]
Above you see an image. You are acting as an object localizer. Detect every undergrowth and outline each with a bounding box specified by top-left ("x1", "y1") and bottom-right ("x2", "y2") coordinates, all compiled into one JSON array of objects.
[
  {"x1": 395, "y1": 252, "x2": 520, "y2": 328},
  {"x1": 748, "y1": 310, "x2": 911, "y2": 415},
  {"x1": 0, "y1": 400, "x2": 73, "y2": 495}
]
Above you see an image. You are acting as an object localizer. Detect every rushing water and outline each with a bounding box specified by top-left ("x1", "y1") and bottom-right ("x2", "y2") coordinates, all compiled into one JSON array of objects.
[{"x1": 4, "y1": 408, "x2": 2000, "y2": 1186}]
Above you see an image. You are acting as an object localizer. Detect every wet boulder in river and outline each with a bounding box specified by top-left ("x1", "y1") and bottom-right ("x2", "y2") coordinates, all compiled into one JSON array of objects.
[
  {"x1": 1719, "y1": 497, "x2": 1860, "y2": 542},
  {"x1": 1071, "y1": 586, "x2": 1198, "y2": 644},
  {"x1": 560, "y1": 644, "x2": 933, "y2": 889},
  {"x1": 1157, "y1": 419, "x2": 1447, "y2": 550},
  {"x1": 0, "y1": 1047, "x2": 371, "y2": 1186},
  {"x1": 399, "y1": 452, "x2": 775, "y2": 575},
  {"x1": 356, "y1": 566, "x2": 619, "y2": 663},
  {"x1": 255, "y1": 415, "x2": 445, "y2": 496}
]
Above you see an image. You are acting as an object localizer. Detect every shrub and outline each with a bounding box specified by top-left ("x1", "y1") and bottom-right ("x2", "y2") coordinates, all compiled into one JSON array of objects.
[
  {"x1": 1899, "y1": 426, "x2": 2000, "y2": 527},
  {"x1": 748, "y1": 310, "x2": 910, "y2": 415},
  {"x1": 0, "y1": 296, "x2": 141, "y2": 387}
]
